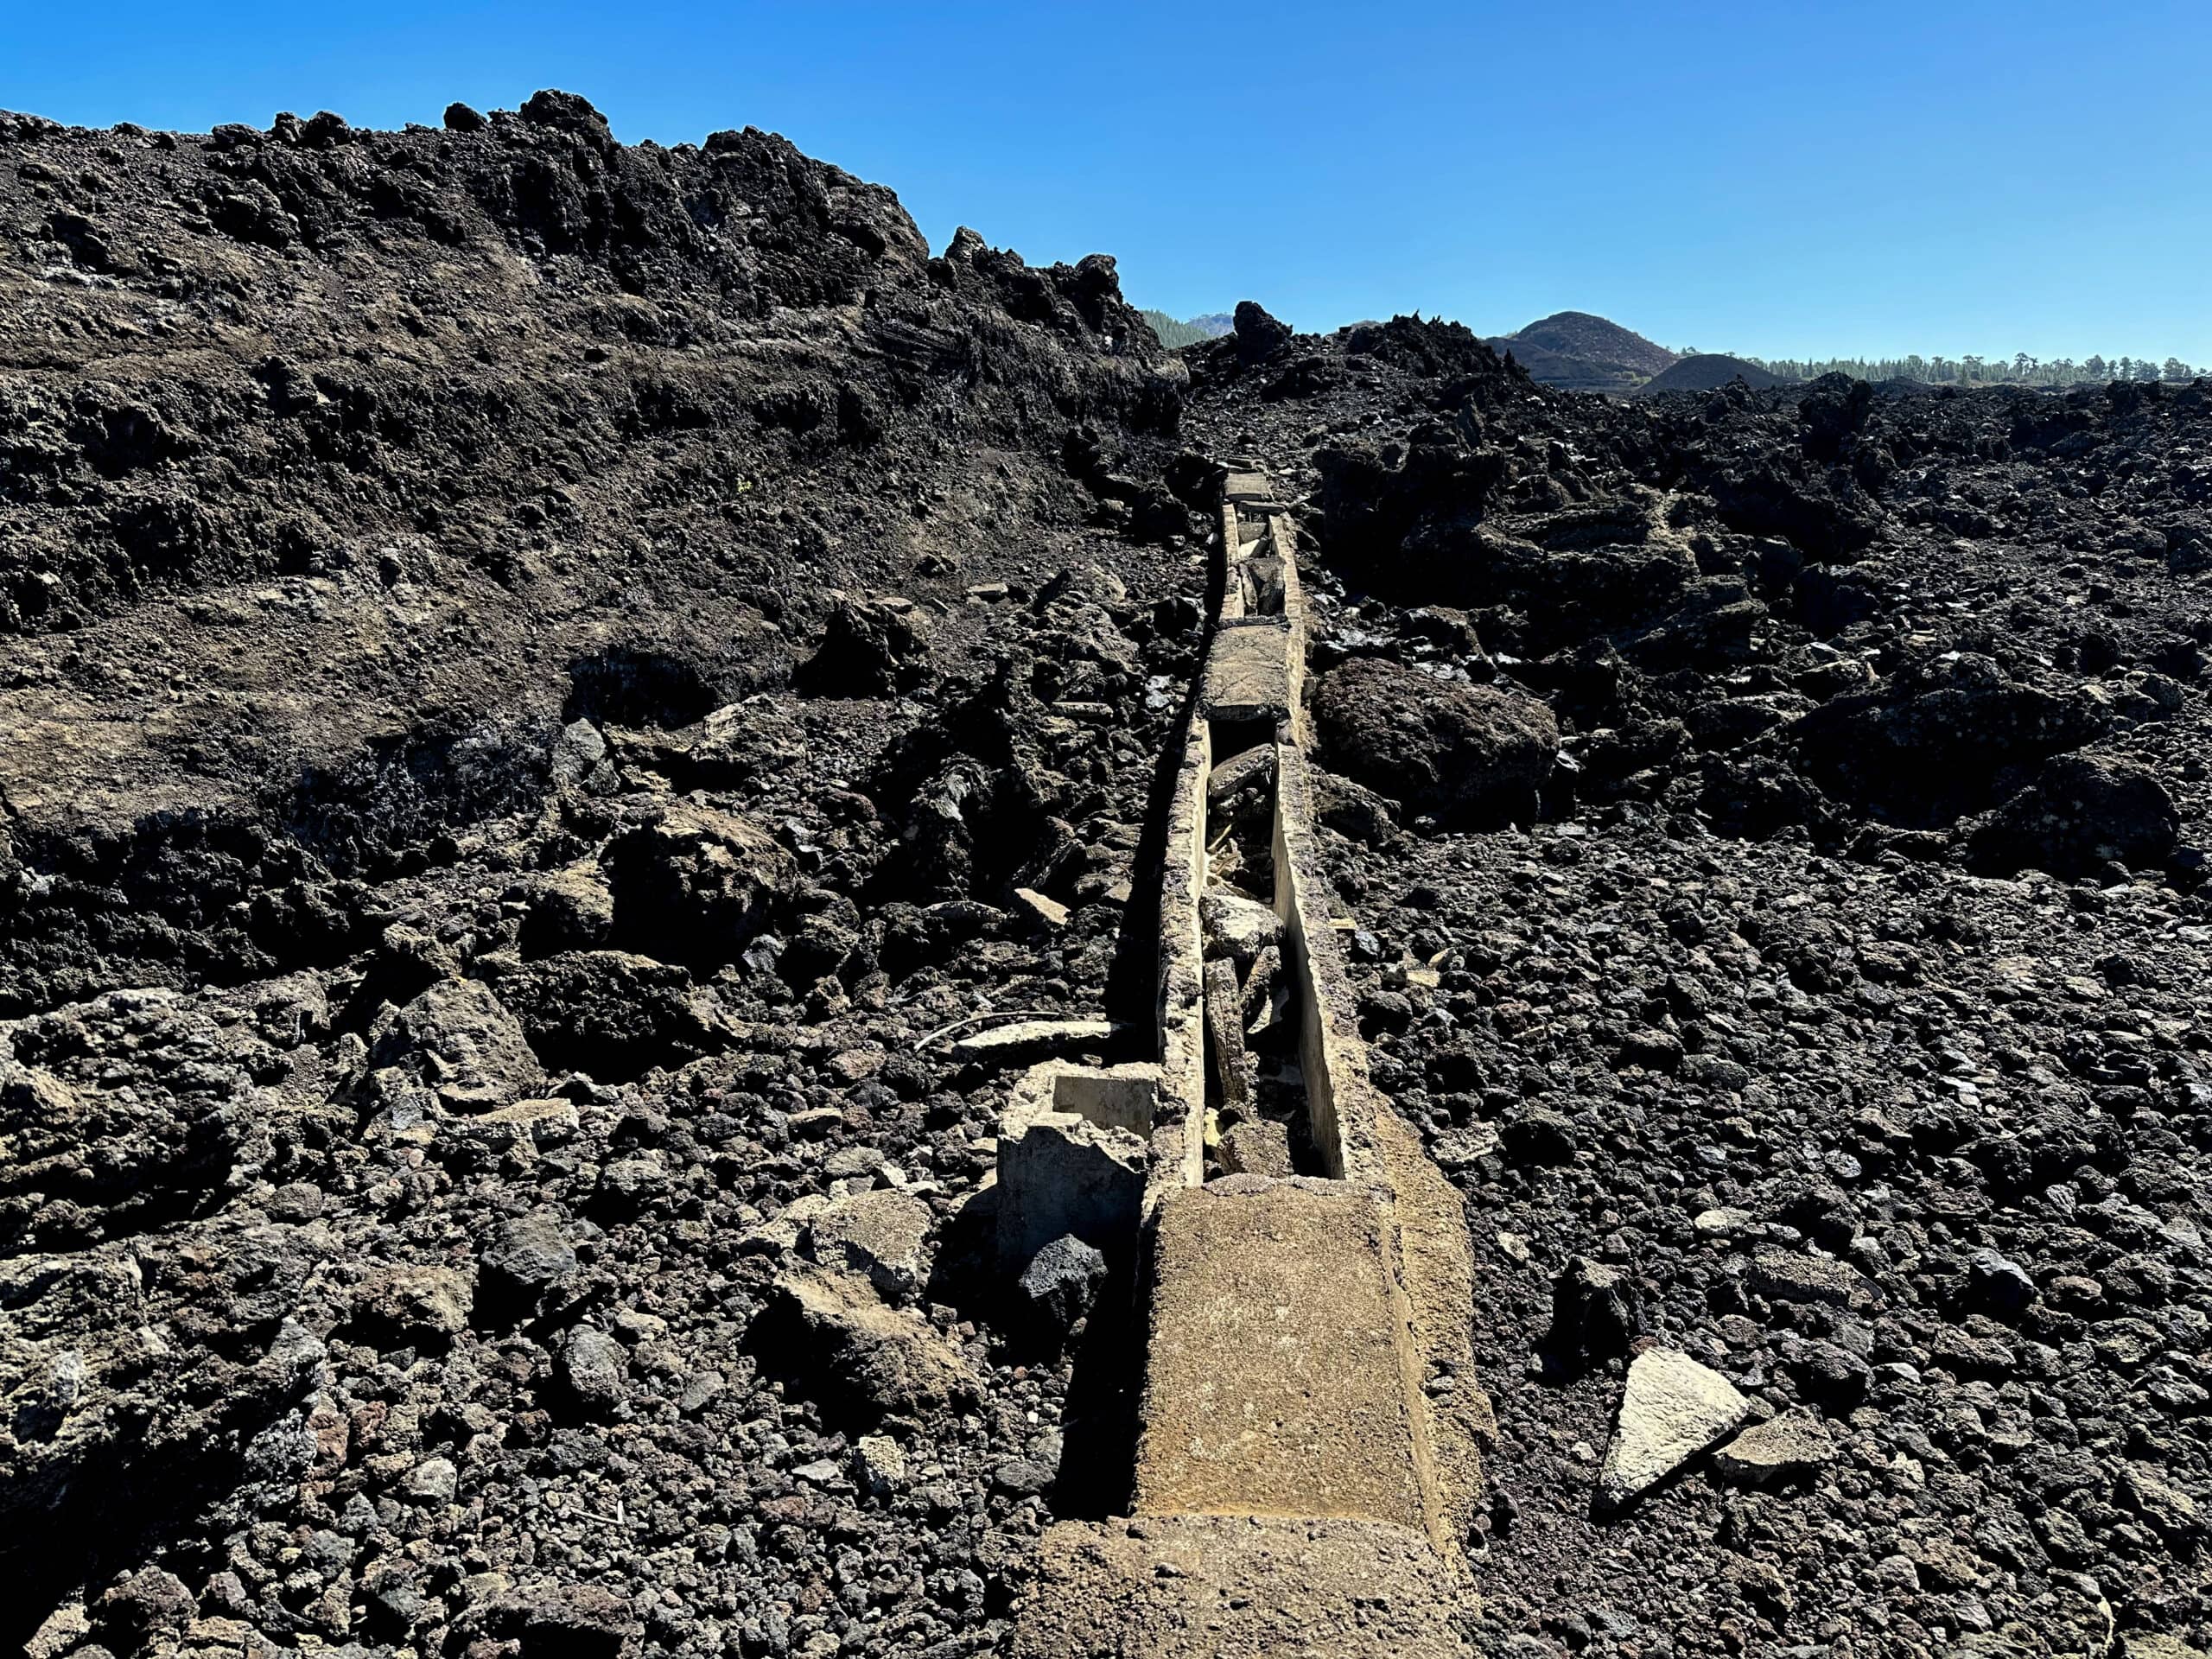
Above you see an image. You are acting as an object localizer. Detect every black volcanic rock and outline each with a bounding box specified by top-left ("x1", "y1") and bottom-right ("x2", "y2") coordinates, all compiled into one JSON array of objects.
[
  {"x1": 1313, "y1": 657, "x2": 1558, "y2": 823},
  {"x1": 2, "y1": 82, "x2": 2209, "y2": 1659}
]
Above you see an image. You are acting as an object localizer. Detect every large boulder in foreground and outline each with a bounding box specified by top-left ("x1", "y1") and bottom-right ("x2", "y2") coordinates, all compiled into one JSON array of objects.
[
  {"x1": 1967, "y1": 752, "x2": 2182, "y2": 877},
  {"x1": 603, "y1": 799, "x2": 795, "y2": 967},
  {"x1": 1313, "y1": 658, "x2": 1556, "y2": 824},
  {"x1": 370, "y1": 979, "x2": 543, "y2": 1111}
]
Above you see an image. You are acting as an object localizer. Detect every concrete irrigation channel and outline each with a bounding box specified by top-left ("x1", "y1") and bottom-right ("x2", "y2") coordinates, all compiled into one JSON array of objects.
[{"x1": 998, "y1": 467, "x2": 1496, "y2": 1657}]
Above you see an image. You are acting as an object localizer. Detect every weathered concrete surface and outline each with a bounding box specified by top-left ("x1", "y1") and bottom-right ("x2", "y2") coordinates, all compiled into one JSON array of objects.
[
  {"x1": 1599, "y1": 1346, "x2": 1752, "y2": 1510},
  {"x1": 1217, "y1": 1118, "x2": 1293, "y2": 1178},
  {"x1": 1014, "y1": 464, "x2": 1485, "y2": 1656},
  {"x1": 1154, "y1": 715, "x2": 1211, "y2": 1197},
  {"x1": 1202, "y1": 620, "x2": 1294, "y2": 723},
  {"x1": 1199, "y1": 888, "x2": 1284, "y2": 965},
  {"x1": 1134, "y1": 1181, "x2": 1428, "y2": 1530},
  {"x1": 1202, "y1": 956, "x2": 1254, "y2": 1112},
  {"x1": 808, "y1": 1188, "x2": 933, "y2": 1302},
  {"x1": 950, "y1": 1016, "x2": 1117, "y2": 1060},
  {"x1": 996, "y1": 1061, "x2": 1154, "y2": 1271},
  {"x1": 1014, "y1": 1515, "x2": 1472, "y2": 1659},
  {"x1": 1271, "y1": 744, "x2": 1381, "y2": 1184}
]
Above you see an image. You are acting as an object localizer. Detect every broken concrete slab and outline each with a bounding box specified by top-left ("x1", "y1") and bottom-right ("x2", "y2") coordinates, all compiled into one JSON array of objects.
[
  {"x1": 1236, "y1": 554, "x2": 1287, "y2": 616},
  {"x1": 1201, "y1": 620, "x2": 1294, "y2": 723},
  {"x1": 1135, "y1": 1181, "x2": 1427, "y2": 1530},
  {"x1": 1203, "y1": 957, "x2": 1254, "y2": 1112},
  {"x1": 995, "y1": 1062, "x2": 1155, "y2": 1271},
  {"x1": 1200, "y1": 888, "x2": 1284, "y2": 967},
  {"x1": 1217, "y1": 1118, "x2": 1293, "y2": 1178},
  {"x1": 1714, "y1": 1409, "x2": 1836, "y2": 1488},
  {"x1": 1599, "y1": 1346, "x2": 1752, "y2": 1510},
  {"x1": 1240, "y1": 944, "x2": 1282, "y2": 1033},
  {"x1": 808, "y1": 1188, "x2": 934, "y2": 1302},
  {"x1": 1013, "y1": 887, "x2": 1070, "y2": 928},
  {"x1": 950, "y1": 1017, "x2": 1117, "y2": 1061},
  {"x1": 1205, "y1": 741, "x2": 1274, "y2": 810}
]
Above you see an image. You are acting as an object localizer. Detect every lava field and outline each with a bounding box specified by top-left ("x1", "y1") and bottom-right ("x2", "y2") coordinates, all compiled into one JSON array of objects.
[{"x1": 1, "y1": 91, "x2": 2208, "y2": 1659}]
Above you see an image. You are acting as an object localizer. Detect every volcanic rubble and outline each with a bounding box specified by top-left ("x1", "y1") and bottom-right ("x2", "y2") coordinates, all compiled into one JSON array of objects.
[{"x1": 1, "y1": 94, "x2": 2209, "y2": 1659}]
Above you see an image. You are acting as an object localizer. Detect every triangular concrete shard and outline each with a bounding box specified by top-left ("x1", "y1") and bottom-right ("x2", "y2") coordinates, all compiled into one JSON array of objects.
[{"x1": 1599, "y1": 1347, "x2": 1751, "y2": 1510}]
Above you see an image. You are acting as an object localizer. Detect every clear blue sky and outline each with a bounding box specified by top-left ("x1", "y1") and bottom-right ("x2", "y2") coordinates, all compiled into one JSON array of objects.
[{"x1": 10, "y1": 1, "x2": 2209, "y2": 364}]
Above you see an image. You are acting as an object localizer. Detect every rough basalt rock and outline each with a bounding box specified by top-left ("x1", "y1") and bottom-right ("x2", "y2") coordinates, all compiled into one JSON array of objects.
[
  {"x1": 1313, "y1": 657, "x2": 1558, "y2": 824},
  {"x1": 1967, "y1": 751, "x2": 2182, "y2": 875}
]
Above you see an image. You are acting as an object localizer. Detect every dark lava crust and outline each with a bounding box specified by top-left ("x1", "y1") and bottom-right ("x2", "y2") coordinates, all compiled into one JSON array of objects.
[{"x1": 2, "y1": 95, "x2": 2209, "y2": 1659}]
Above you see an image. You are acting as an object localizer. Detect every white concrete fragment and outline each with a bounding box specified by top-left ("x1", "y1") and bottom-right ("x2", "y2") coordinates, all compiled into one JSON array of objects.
[
  {"x1": 952, "y1": 1018, "x2": 1116, "y2": 1058},
  {"x1": 1599, "y1": 1347, "x2": 1751, "y2": 1509},
  {"x1": 1014, "y1": 887, "x2": 1071, "y2": 927}
]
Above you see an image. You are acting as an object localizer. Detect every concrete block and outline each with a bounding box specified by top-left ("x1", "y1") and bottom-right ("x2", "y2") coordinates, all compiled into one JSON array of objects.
[
  {"x1": 1134, "y1": 1181, "x2": 1428, "y2": 1530},
  {"x1": 1202, "y1": 620, "x2": 1293, "y2": 723},
  {"x1": 996, "y1": 1061, "x2": 1158, "y2": 1271},
  {"x1": 1217, "y1": 1118, "x2": 1293, "y2": 1178}
]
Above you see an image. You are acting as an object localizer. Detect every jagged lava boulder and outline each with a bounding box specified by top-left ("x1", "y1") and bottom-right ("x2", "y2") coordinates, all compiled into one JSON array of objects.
[{"x1": 1313, "y1": 657, "x2": 1557, "y2": 824}]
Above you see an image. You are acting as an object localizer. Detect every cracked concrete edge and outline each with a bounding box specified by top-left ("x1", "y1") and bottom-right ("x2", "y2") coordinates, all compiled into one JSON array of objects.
[
  {"x1": 1010, "y1": 1515, "x2": 1476, "y2": 1659},
  {"x1": 1271, "y1": 742, "x2": 1383, "y2": 1186},
  {"x1": 1153, "y1": 669, "x2": 1211, "y2": 1205},
  {"x1": 1375, "y1": 1103, "x2": 1497, "y2": 1551},
  {"x1": 1270, "y1": 503, "x2": 1315, "y2": 751},
  {"x1": 1218, "y1": 499, "x2": 1249, "y2": 621}
]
